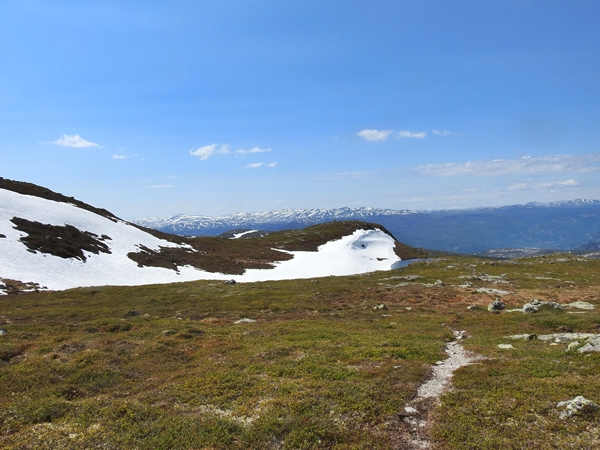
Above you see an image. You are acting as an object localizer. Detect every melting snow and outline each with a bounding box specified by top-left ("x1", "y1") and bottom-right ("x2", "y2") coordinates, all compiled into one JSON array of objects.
[{"x1": 0, "y1": 188, "x2": 401, "y2": 290}]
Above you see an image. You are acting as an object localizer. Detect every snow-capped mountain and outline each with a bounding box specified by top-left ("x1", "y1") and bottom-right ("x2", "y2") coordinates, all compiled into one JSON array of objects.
[
  {"x1": 0, "y1": 178, "x2": 411, "y2": 293},
  {"x1": 133, "y1": 206, "x2": 415, "y2": 235},
  {"x1": 133, "y1": 199, "x2": 600, "y2": 253}
]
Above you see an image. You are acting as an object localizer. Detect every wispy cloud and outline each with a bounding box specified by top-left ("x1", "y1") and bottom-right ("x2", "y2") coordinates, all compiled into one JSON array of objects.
[
  {"x1": 413, "y1": 154, "x2": 600, "y2": 176},
  {"x1": 432, "y1": 129, "x2": 455, "y2": 136},
  {"x1": 357, "y1": 129, "x2": 426, "y2": 141},
  {"x1": 190, "y1": 144, "x2": 230, "y2": 160},
  {"x1": 267, "y1": 162, "x2": 277, "y2": 168},
  {"x1": 397, "y1": 130, "x2": 426, "y2": 139},
  {"x1": 146, "y1": 184, "x2": 175, "y2": 189},
  {"x1": 112, "y1": 153, "x2": 137, "y2": 160},
  {"x1": 245, "y1": 162, "x2": 263, "y2": 168},
  {"x1": 236, "y1": 147, "x2": 271, "y2": 154},
  {"x1": 50, "y1": 134, "x2": 101, "y2": 148},
  {"x1": 356, "y1": 129, "x2": 393, "y2": 142},
  {"x1": 508, "y1": 179, "x2": 581, "y2": 191},
  {"x1": 314, "y1": 171, "x2": 377, "y2": 180}
]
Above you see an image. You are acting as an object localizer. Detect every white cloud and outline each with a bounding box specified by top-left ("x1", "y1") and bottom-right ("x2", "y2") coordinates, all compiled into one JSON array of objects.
[
  {"x1": 190, "y1": 144, "x2": 230, "y2": 160},
  {"x1": 556, "y1": 179, "x2": 581, "y2": 187},
  {"x1": 356, "y1": 129, "x2": 393, "y2": 142},
  {"x1": 50, "y1": 134, "x2": 101, "y2": 148},
  {"x1": 245, "y1": 162, "x2": 263, "y2": 168},
  {"x1": 112, "y1": 153, "x2": 137, "y2": 160},
  {"x1": 236, "y1": 147, "x2": 271, "y2": 154},
  {"x1": 314, "y1": 171, "x2": 377, "y2": 180},
  {"x1": 413, "y1": 154, "x2": 600, "y2": 176},
  {"x1": 508, "y1": 179, "x2": 581, "y2": 191},
  {"x1": 432, "y1": 129, "x2": 455, "y2": 136},
  {"x1": 267, "y1": 162, "x2": 277, "y2": 168},
  {"x1": 397, "y1": 130, "x2": 427, "y2": 139},
  {"x1": 146, "y1": 184, "x2": 175, "y2": 189},
  {"x1": 357, "y1": 128, "x2": 427, "y2": 141}
]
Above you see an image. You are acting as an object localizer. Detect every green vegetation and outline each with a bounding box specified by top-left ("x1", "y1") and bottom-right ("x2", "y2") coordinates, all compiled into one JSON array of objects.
[{"x1": 1, "y1": 254, "x2": 599, "y2": 448}]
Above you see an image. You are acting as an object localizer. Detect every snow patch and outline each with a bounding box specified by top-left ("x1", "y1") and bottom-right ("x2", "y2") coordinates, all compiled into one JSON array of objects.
[{"x1": 1, "y1": 188, "x2": 402, "y2": 290}]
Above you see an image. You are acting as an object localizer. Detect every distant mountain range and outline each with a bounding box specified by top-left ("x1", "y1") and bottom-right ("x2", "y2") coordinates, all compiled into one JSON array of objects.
[{"x1": 134, "y1": 199, "x2": 600, "y2": 254}]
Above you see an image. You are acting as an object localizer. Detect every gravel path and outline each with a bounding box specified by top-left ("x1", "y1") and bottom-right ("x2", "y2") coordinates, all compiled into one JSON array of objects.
[{"x1": 398, "y1": 330, "x2": 483, "y2": 449}]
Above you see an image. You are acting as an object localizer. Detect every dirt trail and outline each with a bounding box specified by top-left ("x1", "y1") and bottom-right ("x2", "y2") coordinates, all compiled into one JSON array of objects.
[{"x1": 397, "y1": 330, "x2": 483, "y2": 449}]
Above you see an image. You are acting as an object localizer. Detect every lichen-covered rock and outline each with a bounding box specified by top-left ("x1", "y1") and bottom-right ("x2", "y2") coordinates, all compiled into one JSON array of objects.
[
  {"x1": 578, "y1": 336, "x2": 600, "y2": 353},
  {"x1": 523, "y1": 299, "x2": 562, "y2": 313},
  {"x1": 542, "y1": 301, "x2": 562, "y2": 311},
  {"x1": 507, "y1": 333, "x2": 537, "y2": 341},
  {"x1": 234, "y1": 318, "x2": 256, "y2": 324},
  {"x1": 557, "y1": 396, "x2": 599, "y2": 419},
  {"x1": 567, "y1": 341, "x2": 580, "y2": 351},
  {"x1": 564, "y1": 301, "x2": 595, "y2": 310},
  {"x1": 523, "y1": 303, "x2": 539, "y2": 313},
  {"x1": 488, "y1": 298, "x2": 505, "y2": 314}
]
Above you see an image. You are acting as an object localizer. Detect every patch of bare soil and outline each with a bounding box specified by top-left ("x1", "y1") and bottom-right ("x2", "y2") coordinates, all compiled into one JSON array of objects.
[
  {"x1": 11, "y1": 217, "x2": 111, "y2": 261},
  {"x1": 0, "y1": 278, "x2": 46, "y2": 295},
  {"x1": 128, "y1": 238, "x2": 294, "y2": 274}
]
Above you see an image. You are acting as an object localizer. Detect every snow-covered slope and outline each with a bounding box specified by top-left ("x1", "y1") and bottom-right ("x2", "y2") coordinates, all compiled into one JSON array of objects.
[{"x1": 0, "y1": 186, "x2": 403, "y2": 292}]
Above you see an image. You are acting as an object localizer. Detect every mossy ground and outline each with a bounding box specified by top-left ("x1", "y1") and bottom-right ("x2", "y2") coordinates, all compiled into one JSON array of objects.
[{"x1": 1, "y1": 254, "x2": 599, "y2": 448}]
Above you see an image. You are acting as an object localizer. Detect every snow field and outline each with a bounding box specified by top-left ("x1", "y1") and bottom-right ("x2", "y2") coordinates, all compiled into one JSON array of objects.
[{"x1": 0, "y1": 188, "x2": 401, "y2": 290}]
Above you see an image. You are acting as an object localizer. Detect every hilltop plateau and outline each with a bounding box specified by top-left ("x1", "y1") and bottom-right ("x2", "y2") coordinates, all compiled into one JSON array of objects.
[{"x1": 1, "y1": 252, "x2": 599, "y2": 448}]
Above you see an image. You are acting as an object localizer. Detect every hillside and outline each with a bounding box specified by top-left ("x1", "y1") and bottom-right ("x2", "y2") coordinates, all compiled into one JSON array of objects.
[
  {"x1": 134, "y1": 200, "x2": 600, "y2": 253},
  {"x1": 0, "y1": 179, "x2": 424, "y2": 293},
  {"x1": 1, "y1": 253, "x2": 599, "y2": 448}
]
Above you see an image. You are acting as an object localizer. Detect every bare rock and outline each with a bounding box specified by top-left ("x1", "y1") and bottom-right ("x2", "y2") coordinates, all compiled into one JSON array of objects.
[
  {"x1": 564, "y1": 301, "x2": 595, "y2": 310},
  {"x1": 523, "y1": 299, "x2": 562, "y2": 313},
  {"x1": 234, "y1": 318, "x2": 256, "y2": 324},
  {"x1": 488, "y1": 298, "x2": 506, "y2": 314},
  {"x1": 557, "y1": 396, "x2": 599, "y2": 419},
  {"x1": 578, "y1": 336, "x2": 600, "y2": 353}
]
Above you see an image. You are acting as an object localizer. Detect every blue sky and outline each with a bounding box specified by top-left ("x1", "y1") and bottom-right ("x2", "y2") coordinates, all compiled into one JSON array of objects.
[{"x1": 1, "y1": 0, "x2": 599, "y2": 219}]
